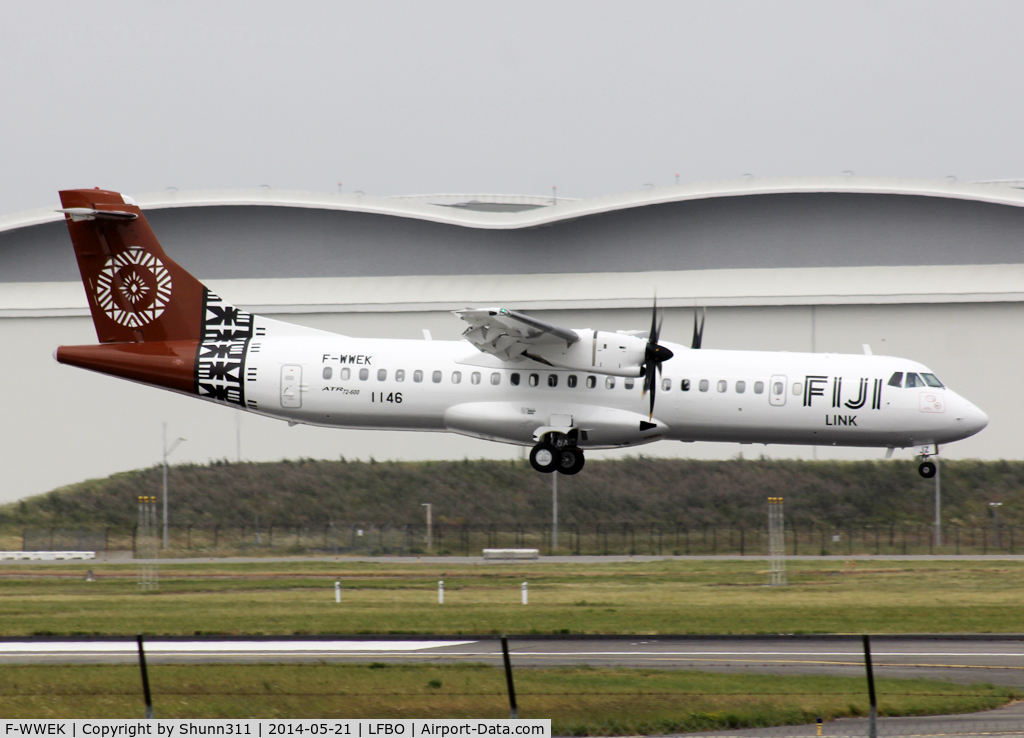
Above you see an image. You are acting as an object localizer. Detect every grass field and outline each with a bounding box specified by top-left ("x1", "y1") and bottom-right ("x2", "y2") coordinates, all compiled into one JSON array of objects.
[
  {"x1": 0, "y1": 662, "x2": 1016, "y2": 733},
  {"x1": 2, "y1": 558, "x2": 1024, "y2": 635}
]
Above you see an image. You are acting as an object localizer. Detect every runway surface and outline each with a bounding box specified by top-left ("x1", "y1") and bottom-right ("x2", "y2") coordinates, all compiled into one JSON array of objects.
[{"x1": 4, "y1": 635, "x2": 1024, "y2": 685}]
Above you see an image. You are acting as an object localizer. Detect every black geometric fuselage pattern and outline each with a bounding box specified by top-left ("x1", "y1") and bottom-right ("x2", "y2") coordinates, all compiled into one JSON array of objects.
[{"x1": 194, "y1": 290, "x2": 253, "y2": 407}]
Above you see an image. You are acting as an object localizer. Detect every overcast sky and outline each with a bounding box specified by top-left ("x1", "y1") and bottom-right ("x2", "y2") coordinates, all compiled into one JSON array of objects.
[{"x1": 3, "y1": 1, "x2": 1023, "y2": 215}]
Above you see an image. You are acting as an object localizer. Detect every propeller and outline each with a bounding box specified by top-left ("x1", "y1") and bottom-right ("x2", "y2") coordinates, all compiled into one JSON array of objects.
[
  {"x1": 641, "y1": 297, "x2": 675, "y2": 420},
  {"x1": 691, "y1": 307, "x2": 705, "y2": 349}
]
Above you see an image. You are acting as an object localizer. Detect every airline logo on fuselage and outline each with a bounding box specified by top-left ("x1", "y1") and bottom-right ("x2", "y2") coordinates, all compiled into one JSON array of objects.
[{"x1": 804, "y1": 375, "x2": 883, "y2": 411}]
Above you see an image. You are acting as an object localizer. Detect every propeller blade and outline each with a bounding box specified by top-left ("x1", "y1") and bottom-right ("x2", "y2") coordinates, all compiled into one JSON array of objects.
[
  {"x1": 691, "y1": 308, "x2": 705, "y2": 349},
  {"x1": 648, "y1": 364, "x2": 657, "y2": 419},
  {"x1": 649, "y1": 296, "x2": 659, "y2": 345},
  {"x1": 642, "y1": 293, "x2": 674, "y2": 419}
]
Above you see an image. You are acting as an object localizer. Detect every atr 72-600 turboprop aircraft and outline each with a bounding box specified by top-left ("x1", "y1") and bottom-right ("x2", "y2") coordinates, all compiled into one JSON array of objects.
[{"x1": 54, "y1": 189, "x2": 988, "y2": 477}]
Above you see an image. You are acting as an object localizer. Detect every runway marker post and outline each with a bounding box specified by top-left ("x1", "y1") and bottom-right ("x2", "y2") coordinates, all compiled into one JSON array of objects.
[
  {"x1": 137, "y1": 496, "x2": 159, "y2": 590},
  {"x1": 863, "y1": 634, "x2": 878, "y2": 738},
  {"x1": 335, "y1": 581, "x2": 341, "y2": 603},
  {"x1": 136, "y1": 634, "x2": 154, "y2": 719},
  {"x1": 768, "y1": 497, "x2": 787, "y2": 585},
  {"x1": 522, "y1": 582, "x2": 528, "y2": 605},
  {"x1": 501, "y1": 636, "x2": 518, "y2": 719},
  {"x1": 438, "y1": 580, "x2": 444, "y2": 604}
]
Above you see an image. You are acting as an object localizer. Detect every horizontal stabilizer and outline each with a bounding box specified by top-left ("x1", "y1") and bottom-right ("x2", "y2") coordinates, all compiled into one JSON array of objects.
[{"x1": 56, "y1": 207, "x2": 138, "y2": 222}]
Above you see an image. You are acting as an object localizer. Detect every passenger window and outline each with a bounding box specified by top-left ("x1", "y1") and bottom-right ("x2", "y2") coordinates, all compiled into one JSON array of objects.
[
  {"x1": 773, "y1": 381, "x2": 784, "y2": 395},
  {"x1": 567, "y1": 375, "x2": 577, "y2": 388},
  {"x1": 510, "y1": 373, "x2": 520, "y2": 386},
  {"x1": 735, "y1": 380, "x2": 745, "y2": 394},
  {"x1": 452, "y1": 371, "x2": 462, "y2": 384},
  {"x1": 681, "y1": 379, "x2": 691, "y2": 391},
  {"x1": 754, "y1": 381, "x2": 764, "y2": 394},
  {"x1": 792, "y1": 382, "x2": 802, "y2": 395},
  {"x1": 605, "y1": 376, "x2": 615, "y2": 389},
  {"x1": 432, "y1": 370, "x2": 442, "y2": 383},
  {"x1": 341, "y1": 368, "x2": 351, "y2": 380},
  {"x1": 717, "y1": 380, "x2": 727, "y2": 393},
  {"x1": 905, "y1": 373, "x2": 923, "y2": 388},
  {"x1": 322, "y1": 367, "x2": 332, "y2": 380},
  {"x1": 413, "y1": 370, "x2": 423, "y2": 383},
  {"x1": 395, "y1": 369, "x2": 405, "y2": 382},
  {"x1": 586, "y1": 376, "x2": 596, "y2": 388},
  {"x1": 359, "y1": 368, "x2": 369, "y2": 381},
  {"x1": 471, "y1": 372, "x2": 481, "y2": 385},
  {"x1": 377, "y1": 369, "x2": 387, "y2": 381},
  {"x1": 491, "y1": 372, "x2": 501, "y2": 385},
  {"x1": 888, "y1": 372, "x2": 903, "y2": 388},
  {"x1": 921, "y1": 373, "x2": 944, "y2": 388},
  {"x1": 699, "y1": 379, "x2": 709, "y2": 392},
  {"x1": 529, "y1": 373, "x2": 539, "y2": 387},
  {"x1": 624, "y1": 378, "x2": 634, "y2": 390},
  {"x1": 662, "y1": 377, "x2": 671, "y2": 392},
  {"x1": 548, "y1": 374, "x2": 558, "y2": 387}
]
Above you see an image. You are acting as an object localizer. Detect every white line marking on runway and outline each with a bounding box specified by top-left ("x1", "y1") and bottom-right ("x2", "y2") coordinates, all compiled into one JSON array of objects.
[{"x1": 0, "y1": 640, "x2": 476, "y2": 655}]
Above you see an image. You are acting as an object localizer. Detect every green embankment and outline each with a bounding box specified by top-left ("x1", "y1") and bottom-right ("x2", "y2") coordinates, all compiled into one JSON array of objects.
[{"x1": 4, "y1": 457, "x2": 1024, "y2": 532}]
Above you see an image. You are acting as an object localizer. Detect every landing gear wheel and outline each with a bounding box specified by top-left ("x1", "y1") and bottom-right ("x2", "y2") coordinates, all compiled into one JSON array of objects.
[
  {"x1": 530, "y1": 443, "x2": 560, "y2": 473},
  {"x1": 918, "y1": 461, "x2": 937, "y2": 479},
  {"x1": 558, "y1": 449, "x2": 586, "y2": 475}
]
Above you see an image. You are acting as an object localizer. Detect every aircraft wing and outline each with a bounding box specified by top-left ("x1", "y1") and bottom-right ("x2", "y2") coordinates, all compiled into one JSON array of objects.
[{"x1": 454, "y1": 308, "x2": 580, "y2": 362}]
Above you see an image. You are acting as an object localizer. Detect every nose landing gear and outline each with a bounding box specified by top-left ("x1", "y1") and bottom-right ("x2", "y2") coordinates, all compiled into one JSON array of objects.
[
  {"x1": 917, "y1": 444, "x2": 939, "y2": 478},
  {"x1": 529, "y1": 433, "x2": 585, "y2": 475}
]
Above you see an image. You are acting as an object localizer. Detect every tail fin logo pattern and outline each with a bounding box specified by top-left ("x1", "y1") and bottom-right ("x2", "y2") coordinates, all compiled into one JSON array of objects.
[{"x1": 95, "y1": 246, "x2": 172, "y2": 329}]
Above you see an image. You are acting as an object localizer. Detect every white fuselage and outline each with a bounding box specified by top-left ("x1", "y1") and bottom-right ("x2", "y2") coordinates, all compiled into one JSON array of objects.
[{"x1": 242, "y1": 319, "x2": 988, "y2": 452}]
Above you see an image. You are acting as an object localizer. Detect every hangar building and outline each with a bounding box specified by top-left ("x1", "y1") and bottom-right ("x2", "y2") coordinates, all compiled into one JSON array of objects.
[{"x1": 1, "y1": 176, "x2": 1021, "y2": 501}]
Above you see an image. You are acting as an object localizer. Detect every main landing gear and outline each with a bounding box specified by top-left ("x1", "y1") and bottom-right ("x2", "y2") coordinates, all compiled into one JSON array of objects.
[
  {"x1": 529, "y1": 434, "x2": 585, "y2": 475},
  {"x1": 917, "y1": 445, "x2": 939, "y2": 478}
]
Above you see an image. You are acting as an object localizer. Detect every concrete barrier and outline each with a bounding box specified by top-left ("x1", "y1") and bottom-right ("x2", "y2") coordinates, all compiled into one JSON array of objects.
[
  {"x1": 0, "y1": 551, "x2": 96, "y2": 561},
  {"x1": 483, "y1": 549, "x2": 539, "y2": 561}
]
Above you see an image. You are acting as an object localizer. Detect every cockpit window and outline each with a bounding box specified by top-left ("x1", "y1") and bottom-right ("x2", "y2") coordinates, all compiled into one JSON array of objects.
[
  {"x1": 887, "y1": 372, "x2": 903, "y2": 388},
  {"x1": 921, "y1": 373, "x2": 944, "y2": 388},
  {"x1": 905, "y1": 372, "x2": 924, "y2": 388}
]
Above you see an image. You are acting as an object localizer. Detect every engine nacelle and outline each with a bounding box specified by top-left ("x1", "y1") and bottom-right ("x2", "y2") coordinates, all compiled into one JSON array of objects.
[{"x1": 527, "y1": 330, "x2": 647, "y2": 377}]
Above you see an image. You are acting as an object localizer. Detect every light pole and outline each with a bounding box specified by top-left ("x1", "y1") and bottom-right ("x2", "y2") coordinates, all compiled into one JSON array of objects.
[
  {"x1": 552, "y1": 473, "x2": 558, "y2": 552},
  {"x1": 162, "y1": 423, "x2": 186, "y2": 549},
  {"x1": 421, "y1": 503, "x2": 432, "y2": 554},
  {"x1": 990, "y1": 502, "x2": 1003, "y2": 550},
  {"x1": 934, "y1": 457, "x2": 942, "y2": 548}
]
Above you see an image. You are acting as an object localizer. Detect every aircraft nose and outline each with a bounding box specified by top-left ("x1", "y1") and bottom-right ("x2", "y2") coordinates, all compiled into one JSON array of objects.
[{"x1": 957, "y1": 398, "x2": 989, "y2": 437}]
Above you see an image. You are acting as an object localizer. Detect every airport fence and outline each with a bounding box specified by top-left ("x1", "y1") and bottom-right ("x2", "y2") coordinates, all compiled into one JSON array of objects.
[{"x1": 13, "y1": 522, "x2": 1024, "y2": 557}]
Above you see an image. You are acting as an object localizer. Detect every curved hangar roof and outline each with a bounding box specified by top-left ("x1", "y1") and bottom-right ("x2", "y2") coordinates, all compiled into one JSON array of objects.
[{"x1": 2, "y1": 177, "x2": 1024, "y2": 315}]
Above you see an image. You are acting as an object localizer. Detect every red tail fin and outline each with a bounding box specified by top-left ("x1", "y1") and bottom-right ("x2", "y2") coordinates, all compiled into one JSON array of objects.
[
  {"x1": 56, "y1": 189, "x2": 256, "y2": 410},
  {"x1": 58, "y1": 188, "x2": 206, "y2": 343}
]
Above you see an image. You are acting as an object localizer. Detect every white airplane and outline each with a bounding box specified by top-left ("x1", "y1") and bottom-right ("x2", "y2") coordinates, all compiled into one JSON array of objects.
[{"x1": 54, "y1": 188, "x2": 988, "y2": 478}]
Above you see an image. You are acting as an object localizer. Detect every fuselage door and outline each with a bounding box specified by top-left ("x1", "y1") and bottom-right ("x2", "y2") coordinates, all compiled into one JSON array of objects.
[
  {"x1": 769, "y1": 374, "x2": 787, "y2": 406},
  {"x1": 280, "y1": 365, "x2": 302, "y2": 408}
]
